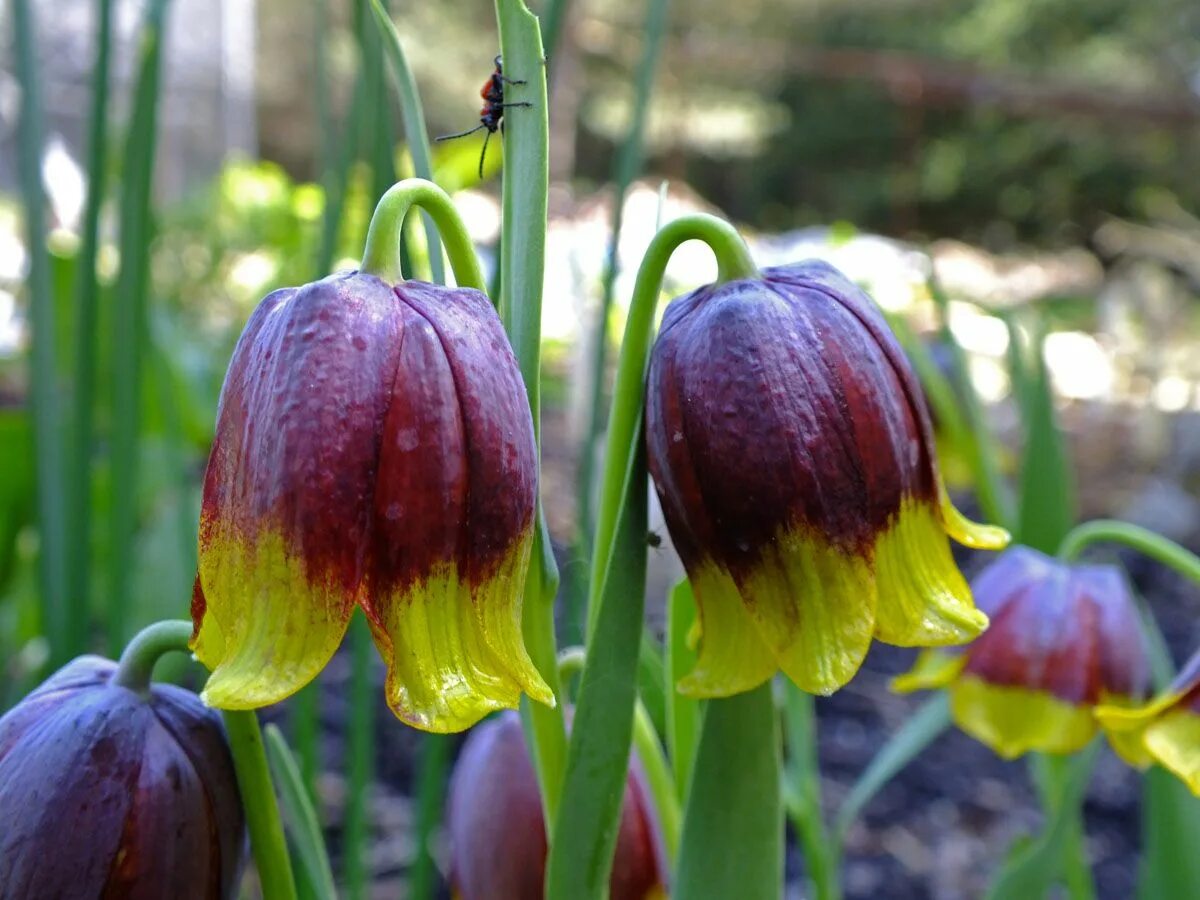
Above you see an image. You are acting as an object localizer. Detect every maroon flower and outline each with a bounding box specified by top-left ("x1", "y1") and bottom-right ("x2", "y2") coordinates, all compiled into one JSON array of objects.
[
  {"x1": 447, "y1": 712, "x2": 666, "y2": 899},
  {"x1": 0, "y1": 656, "x2": 245, "y2": 897},
  {"x1": 190, "y1": 271, "x2": 551, "y2": 732}
]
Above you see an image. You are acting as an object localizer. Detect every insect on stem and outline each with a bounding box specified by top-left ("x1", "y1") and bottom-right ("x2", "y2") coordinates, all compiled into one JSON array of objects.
[{"x1": 436, "y1": 55, "x2": 533, "y2": 179}]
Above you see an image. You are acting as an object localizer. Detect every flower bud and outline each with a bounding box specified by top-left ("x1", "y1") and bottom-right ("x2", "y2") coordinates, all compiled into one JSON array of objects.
[
  {"x1": 0, "y1": 656, "x2": 245, "y2": 897},
  {"x1": 447, "y1": 712, "x2": 666, "y2": 899},
  {"x1": 191, "y1": 272, "x2": 552, "y2": 732},
  {"x1": 645, "y1": 260, "x2": 1008, "y2": 698},
  {"x1": 895, "y1": 545, "x2": 1152, "y2": 758}
]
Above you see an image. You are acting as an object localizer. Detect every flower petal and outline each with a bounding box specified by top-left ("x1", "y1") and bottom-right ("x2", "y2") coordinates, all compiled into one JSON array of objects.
[
  {"x1": 890, "y1": 650, "x2": 966, "y2": 694},
  {"x1": 950, "y1": 675, "x2": 1096, "y2": 759},
  {"x1": 937, "y1": 482, "x2": 1011, "y2": 550},
  {"x1": 1143, "y1": 710, "x2": 1200, "y2": 796},
  {"x1": 676, "y1": 564, "x2": 776, "y2": 698},
  {"x1": 873, "y1": 497, "x2": 989, "y2": 646}
]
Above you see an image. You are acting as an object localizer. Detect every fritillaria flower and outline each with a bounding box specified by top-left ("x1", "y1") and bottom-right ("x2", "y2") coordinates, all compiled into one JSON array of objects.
[
  {"x1": 0, "y1": 656, "x2": 245, "y2": 897},
  {"x1": 1098, "y1": 647, "x2": 1200, "y2": 794},
  {"x1": 191, "y1": 271, "x2": 552, "y2": 732},
  {"x1": 644, "y1": 260, "x2": 1008, "y2": 698},
  {"x1": 895, "y1": 546, "x2": 1152, "y2": 758},
  {"x1": 447, "y1": 711, "x2": 666, "y2": 899}
]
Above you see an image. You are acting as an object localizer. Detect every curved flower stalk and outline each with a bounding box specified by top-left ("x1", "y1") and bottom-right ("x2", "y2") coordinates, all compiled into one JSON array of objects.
[
  {"x1": 191, "y1": 180, "x2": 552, "y2": 733},
  {"x1": 895, "y1": 545, "x2": 1152, "y2": 759},
  {"x1": 645, "y1": 259, "x2": 1009, "y2": 698},
  {"x1": 1098, "y1": 648, "x2": 1200, "y2": 794}
]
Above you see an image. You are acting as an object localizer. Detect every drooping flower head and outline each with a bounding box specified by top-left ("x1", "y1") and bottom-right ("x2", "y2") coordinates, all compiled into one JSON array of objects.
[
  {"x1": 447, "y1": 711, "x2": 666, "y2": 899},
  {"x1": 0, "y1": 656, "x2": 246, "y2": 897},
  {"x1": 1098, "y1": 647, "x2": 1200, "y2": 794},
  {"x1": 191, "y1": 271, "x2": 552, "y2": 732},
  {"x1": 895, "y1": 545, "x2": 1152, "y2": 758},
  {"x1": 644, "y1": 260, "x2": 1008, "y2": 698}
]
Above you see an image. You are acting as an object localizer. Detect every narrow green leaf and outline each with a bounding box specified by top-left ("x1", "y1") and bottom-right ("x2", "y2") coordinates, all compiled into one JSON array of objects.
[
  {"x1": 109, "y1": 0, "x2": 172, "y2": 653},
  {"x1": 496, "y1": 0, "x2": 570, "y2": 833},
  {"x1": 637, "y1": 630, "x2": 667, "y2": 738},
  {"x1": 986, "y1": 741, "x2": 1100, "y2": 900},
  {"x1": 833, "y1": 693, "x2": 951, "y2": 845},
  {"x1": 0, "y1": 411, "x2": 34, "y2": 589},
  {"x1": 409, "y1": 734, "x2": 452, "y2": 900},
  {"x1": 782, "y1": 684, "x2": 839, "y2": 900},
  {"x1": 12, "y1": 0, "x2": 69, "y2": 668},
  {"x1": 1014, "y1": 318, "x2": 1076, "y2": 552},
  {"x1": 344, "y1": 614, "x2": 375, "y2": 900},
  {"x1": 368, "y1": 0, "x2": 445, "y2": 284},
  {"x1": 1139, "y1": 767, "x2": 1200, "y2": 899},
  {"x1": 545, "y1": 427, "x2": 649, "y2": 900},
  {"x1": 675, "y1": 683, "x2": 782, "y2": 900},
  {"x1": 665, "y1": 579, "x2": 699, "y2": 799},
  {"x1": 495, "y1": 0, "x2": 549, "y2": 409},
  {"x1": 1131, "y1": 598, "x2": 1200, "y2": 898},
  {"x1": 264, "y1": 725, "x2": 338, "y2": 900},
  {"x1": 66, "y1": 0, "x2": 115, "y2": 660}
]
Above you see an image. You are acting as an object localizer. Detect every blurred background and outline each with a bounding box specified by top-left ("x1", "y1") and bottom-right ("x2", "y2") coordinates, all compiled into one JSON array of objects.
[{"x1": 2, "y1": 0, "x2": 1200, "y2": 897}]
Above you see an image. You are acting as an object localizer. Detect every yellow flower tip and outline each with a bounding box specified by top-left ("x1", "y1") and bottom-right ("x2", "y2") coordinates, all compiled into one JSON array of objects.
[
  {"x1": 1145, "y1": 710, "x2": 1200, "y2": 797},
  {"x1": 950, "y1": 675, "x2": 1096, "y2": 759},
  {"x1": 874, "y1": 499, "x2": 989, "y2": 648},
  {"x1": 890, "y1": 650, "x2": 966, "y2": 694},
  {"x1": 369, "y1": 559, "x2": 555, "y2": 734},
  {"x1": 675, "y1": 564, "x2": 776, "y2": 699},
  {"x1": 938, "y1": 482, "x2": 1010, "y2": 550}
]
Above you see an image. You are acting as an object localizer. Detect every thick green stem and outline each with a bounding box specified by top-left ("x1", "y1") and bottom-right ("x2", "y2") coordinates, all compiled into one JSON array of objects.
[
  {"x1": 1058, "y1": 520, "x2": 1200, "y2": 585},
  {"x1": 675, "y1": 682, "x2": 782, "y2": 900},
  {"x1": 110, "y1": 620, "x2": 297, "y2": 900},
  {"x1": 587, "y1": 214, "x2": 757, "y2": 634},
  {"x1": 360, "y1": 179, "x2": 484, "y2": 289},
  {"x1": 493, "y1": 0, "x2": 571, "y2": 841},
  {"x1": 110, "y1": 619, "x2": 194, "y2": 694},
  {"x1": 557, "y1": 647, "x2": 681, "y2": 863},
  {"x1": 225, "y1": 708, "x2": 300, "y2": 900},
  {"x1": 632, "y1": 699, "x2": 682, "y2": 863}
]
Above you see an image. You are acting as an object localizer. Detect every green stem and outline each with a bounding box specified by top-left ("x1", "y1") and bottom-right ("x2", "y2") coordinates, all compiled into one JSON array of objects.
[
  {"x1": 675, "y1": 682, "x2": 782, "y2": 900},
  {"x1": 225, "y1": 708, "x2": 300, "y2": 900},
  {"x1": 13, "y1": 0, "x2": 69, "y2": 668},
  {"x1": 632, "y1": 699, "x2": 682, "y2": 863},
  {"x1": 1058, "y1": 520, "x2": 1200, "y2": 584},
  {"x1": 360, "y1": 179, "x2": 484, "y2": 289},
  {"x1": 66, "y1": 0, "x2": 114, "y2": 660},
  {"x1": 493, "y1": 0, "x2": 571, "y2": 841},
  {"x1": 557, "y1": 647, "x2": 681, "y2": 863},
  {"x1": 519, "y1": 522, "x2": 567, "y2": 826},
  {"x1": 344, "y1": 615, "x2": 373, "y2": 900},
  {"x1": 110, "y1": 619, "x2": 193, "y2": 694},
  {"x1": 1031, "y1": 752, "x2": 1096, "y2": 900},
  {"x1": 782, "y1": 685, "x2": 840, "y2": 900},
  {"x1": 588, "y1": 214, "x2": 757, "y2": 633}
]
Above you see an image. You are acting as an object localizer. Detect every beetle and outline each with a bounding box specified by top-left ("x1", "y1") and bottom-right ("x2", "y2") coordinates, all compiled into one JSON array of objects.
[{"x1": 437, "y1": 55, "x2": 533, "y2": 179}]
